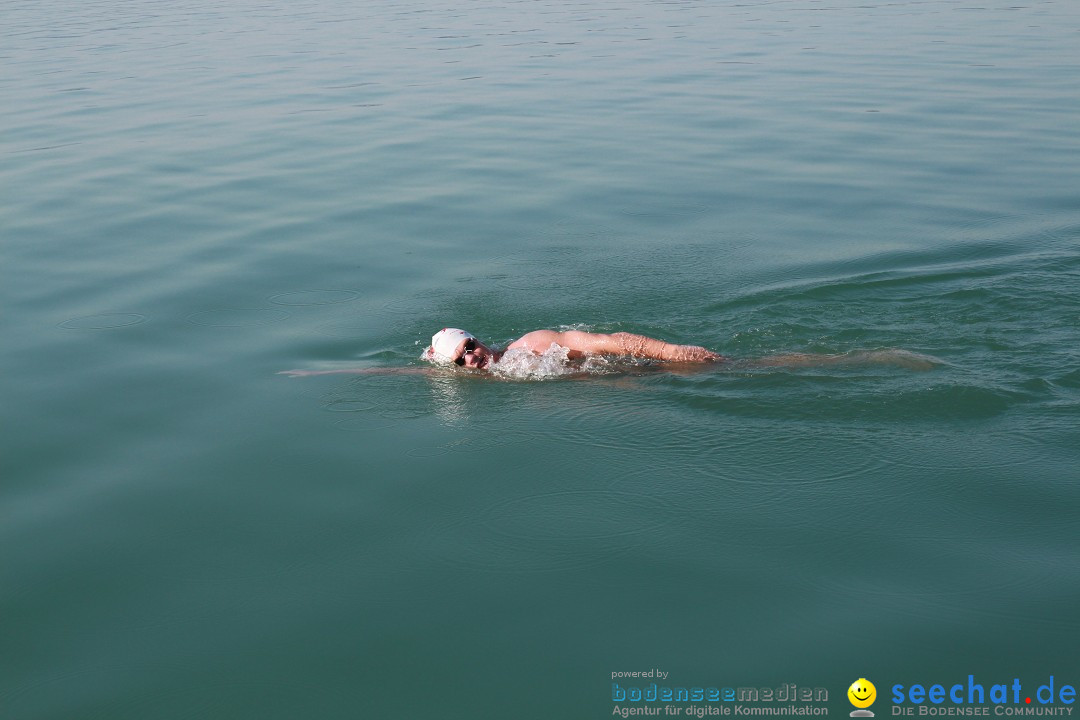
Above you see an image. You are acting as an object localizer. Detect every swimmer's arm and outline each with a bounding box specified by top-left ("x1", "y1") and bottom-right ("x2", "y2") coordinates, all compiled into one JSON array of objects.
[
  {"x1": 509, "y1": 330, "x2": 723, "y2": 363},
  {"x1": 278, "y1": 367, "x2": 432, "y2": 377}
]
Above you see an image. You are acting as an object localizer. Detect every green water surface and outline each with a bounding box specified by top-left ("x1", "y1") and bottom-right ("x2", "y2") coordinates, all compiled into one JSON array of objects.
[{"x1": 3, "y1": 0, "x2": 1079, "y2": 717}]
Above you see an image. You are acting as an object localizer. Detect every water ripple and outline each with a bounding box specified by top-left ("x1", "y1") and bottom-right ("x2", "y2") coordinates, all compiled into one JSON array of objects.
[
  {"x1": 269, "y1": 289, "x2": 360, "y2": 306},
  {"x1": 58, "y1": 312, "x2": 147, "y2": 330}
]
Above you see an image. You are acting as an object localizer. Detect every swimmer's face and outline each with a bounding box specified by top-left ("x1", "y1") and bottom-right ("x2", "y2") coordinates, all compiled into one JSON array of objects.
[
  {"x1": 848, "y1": 679, "x2": 876, "y2": 709},
  {"x1": 453, "y1": 338, "x2": 492, "y2": 369}
]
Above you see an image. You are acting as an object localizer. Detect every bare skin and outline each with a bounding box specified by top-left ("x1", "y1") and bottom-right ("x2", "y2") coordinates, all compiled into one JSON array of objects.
[
  {"x1": 280, "y1": 328, "x2": 940, "y2": 377},
  {"x1": 451, "y1": 329, "x2": 723, "y2": 370},
  {"x1": 506, "y1": 330, "x2": 721, "y2": 364}
]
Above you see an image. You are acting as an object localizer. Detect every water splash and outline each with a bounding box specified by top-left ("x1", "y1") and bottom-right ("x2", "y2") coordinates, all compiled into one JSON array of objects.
[{"x1": 488, "y1": 344, "x2": 617, "y2": 381}]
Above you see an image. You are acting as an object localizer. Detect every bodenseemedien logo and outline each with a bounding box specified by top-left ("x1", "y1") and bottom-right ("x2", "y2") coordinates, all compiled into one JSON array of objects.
[{"x1": 849, "y1": 679, "x2": 877, "y2": 718}]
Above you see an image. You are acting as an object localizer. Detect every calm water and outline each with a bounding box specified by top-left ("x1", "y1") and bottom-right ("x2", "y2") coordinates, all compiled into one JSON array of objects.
[{"x1": 4, "y1": 0, "x2": 1080, "y2": 717}]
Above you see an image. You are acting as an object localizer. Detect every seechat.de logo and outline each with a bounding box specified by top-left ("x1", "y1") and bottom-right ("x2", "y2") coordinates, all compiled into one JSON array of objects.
[{"x1": 849, "y1": 678, "x2": 878, "y2": 718}]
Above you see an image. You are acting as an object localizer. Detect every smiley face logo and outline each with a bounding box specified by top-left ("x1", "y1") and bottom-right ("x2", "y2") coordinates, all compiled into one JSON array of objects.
[{"x1": 848, "y1": 678, "x2": 877, "y2": 709}]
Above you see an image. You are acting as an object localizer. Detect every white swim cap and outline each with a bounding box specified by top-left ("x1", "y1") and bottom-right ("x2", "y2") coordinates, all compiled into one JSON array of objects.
[{"x1": 424, "y1": 328, "x2": 476, "y2": 364}]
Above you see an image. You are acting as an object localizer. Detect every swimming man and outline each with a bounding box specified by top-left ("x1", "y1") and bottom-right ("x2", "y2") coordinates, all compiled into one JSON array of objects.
[
  {"x1": 279, "y1": 327, "x2": 936, "y2": 376},
  {"x1": 423, "y1": 327, "x2": 723, "y2": 369}
]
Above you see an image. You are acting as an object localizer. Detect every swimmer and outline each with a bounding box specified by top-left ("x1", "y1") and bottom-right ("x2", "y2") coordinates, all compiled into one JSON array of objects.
[
  {"x1": 422, "y1": 327, "x2": 723, "y2": 369},
  {"x1": 279, "y1": 326, "x2": 939, "y2": 376}
]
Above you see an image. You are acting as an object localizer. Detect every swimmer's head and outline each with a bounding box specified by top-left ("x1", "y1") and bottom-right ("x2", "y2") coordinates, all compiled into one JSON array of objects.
[
  {"x1": 423, "y1": 328, "x2": 496, "y2": 369},
  {"x1": 424, "y1": 328, "x2": 475, "y2": 363}
]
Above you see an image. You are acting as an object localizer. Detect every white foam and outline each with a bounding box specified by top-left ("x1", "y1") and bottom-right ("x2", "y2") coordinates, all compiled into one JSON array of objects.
[{"x1": 489, "y1": 344, "x2": 615, "y2": 380}]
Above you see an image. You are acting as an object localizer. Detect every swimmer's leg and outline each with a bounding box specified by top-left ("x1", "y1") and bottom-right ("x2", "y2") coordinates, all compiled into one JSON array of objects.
[{"x1": 744, "y1": 349, "x2": 941, "y2": 371}]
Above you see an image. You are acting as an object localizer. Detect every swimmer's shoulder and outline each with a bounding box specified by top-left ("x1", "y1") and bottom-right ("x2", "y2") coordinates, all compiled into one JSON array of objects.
[{"x1": 506, "y1": 329, "x2": 562, "y2": 353}]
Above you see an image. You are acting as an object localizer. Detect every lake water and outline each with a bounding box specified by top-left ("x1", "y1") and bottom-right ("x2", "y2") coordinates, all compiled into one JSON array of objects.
[{"x1": 4, "y1": 0, "x2": 1080, "y2": 717}]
